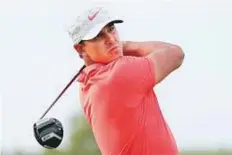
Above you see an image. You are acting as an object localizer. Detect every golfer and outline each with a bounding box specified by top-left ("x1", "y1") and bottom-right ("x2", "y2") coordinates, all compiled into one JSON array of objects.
[{"x1": 68, "y1": 6, "x2": 185, "y2": 155}]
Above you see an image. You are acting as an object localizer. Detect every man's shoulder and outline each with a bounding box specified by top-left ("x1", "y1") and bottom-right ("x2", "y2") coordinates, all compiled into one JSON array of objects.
[
  {"x1": 115, "y1": 56, "x2": 152, "y2": 64},
  {"x1": 78, "y1": 56, "x2": 150, "y2": 83},
  {"x1": 111, "y1": 56, "x2": 152, "y2": 72}
]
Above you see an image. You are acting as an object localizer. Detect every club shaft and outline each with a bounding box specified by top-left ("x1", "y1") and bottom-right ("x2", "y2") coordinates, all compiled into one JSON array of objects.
[
  {"x1": 39, "y1": 65, "x2": 86, "y2": 120},
  {"x1": 39, "y1": 73, "x2": 79, "y2": 119}
]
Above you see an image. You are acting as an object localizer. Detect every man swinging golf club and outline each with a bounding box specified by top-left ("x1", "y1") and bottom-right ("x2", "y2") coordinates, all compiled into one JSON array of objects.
[
  {"x1": 66, "y1": 5, "x2": 185, "y2": 155},
  {"x1": 33, "y1": 5, "x2": 185, "y2": 155}
]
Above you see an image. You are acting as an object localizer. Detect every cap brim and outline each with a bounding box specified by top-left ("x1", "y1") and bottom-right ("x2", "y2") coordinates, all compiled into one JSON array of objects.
[{"x1": 82, "y1": 18, "x2": 123, "y2": 41}]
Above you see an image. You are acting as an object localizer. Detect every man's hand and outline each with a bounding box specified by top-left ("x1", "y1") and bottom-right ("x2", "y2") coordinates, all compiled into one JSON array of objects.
[{"x1": 122, "y1": 41, "x2": 143, "y2": 56}]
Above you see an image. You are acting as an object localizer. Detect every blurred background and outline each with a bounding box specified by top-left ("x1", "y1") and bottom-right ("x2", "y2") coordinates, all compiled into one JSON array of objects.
[{"x1": 1, "y1": 0, "x2": 232, "y2": 155}]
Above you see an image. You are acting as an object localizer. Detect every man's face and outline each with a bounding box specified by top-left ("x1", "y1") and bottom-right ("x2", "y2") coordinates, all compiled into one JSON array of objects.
[{"x1": 81, "y1": 23, "x2": 123, "y2": 64}]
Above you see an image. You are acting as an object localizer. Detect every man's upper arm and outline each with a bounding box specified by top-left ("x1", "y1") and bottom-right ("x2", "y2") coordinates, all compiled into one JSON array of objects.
[
  {"x1": 146, "y1": 45, "x2": 184, "y2": 84},
  {"x1": 109, "y1": 56, "x2": 156, "y2": 93}
]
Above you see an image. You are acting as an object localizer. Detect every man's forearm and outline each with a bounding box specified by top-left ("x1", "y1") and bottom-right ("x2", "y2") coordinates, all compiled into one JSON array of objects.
[{"x1": 122, "y1": 41, "x2": 175, "y2": 57}]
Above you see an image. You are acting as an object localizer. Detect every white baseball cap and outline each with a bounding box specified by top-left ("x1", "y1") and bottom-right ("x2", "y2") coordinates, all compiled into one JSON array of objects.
[{"x1": 67, "y1": 6, "x2": 123, "y2": 45}]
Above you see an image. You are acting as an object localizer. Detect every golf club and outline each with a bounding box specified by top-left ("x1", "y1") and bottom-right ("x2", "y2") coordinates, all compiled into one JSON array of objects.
[{"x1": 33, "y1": 65, "x2": 86, "y2": 149}]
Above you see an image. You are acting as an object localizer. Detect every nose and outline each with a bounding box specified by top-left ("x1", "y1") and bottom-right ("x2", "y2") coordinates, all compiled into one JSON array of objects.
[{"x1": 105, "y1": 33, "x2": 116, "y2": 45}]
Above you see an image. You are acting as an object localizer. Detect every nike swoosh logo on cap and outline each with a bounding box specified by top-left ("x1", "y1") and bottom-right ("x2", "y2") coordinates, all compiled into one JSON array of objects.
[{"x1": 88, "y1": 9, "x2": 100, "y2": 21}]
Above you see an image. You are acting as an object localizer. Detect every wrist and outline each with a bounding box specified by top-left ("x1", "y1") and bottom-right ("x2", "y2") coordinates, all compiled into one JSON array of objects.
[{"x1": 122, "y1": 41, "x2": 142, "y2": 57}]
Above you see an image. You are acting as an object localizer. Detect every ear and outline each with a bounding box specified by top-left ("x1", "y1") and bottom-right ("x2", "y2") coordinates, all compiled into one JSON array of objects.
[{"x1": 73, "y1": 43, "x2": 83, "y2": 54}]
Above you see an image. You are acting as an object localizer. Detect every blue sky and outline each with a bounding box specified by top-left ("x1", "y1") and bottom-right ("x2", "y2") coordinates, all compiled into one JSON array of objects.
[{"x1": 1, "y1": 0, "x2": 232, "y2": 153}]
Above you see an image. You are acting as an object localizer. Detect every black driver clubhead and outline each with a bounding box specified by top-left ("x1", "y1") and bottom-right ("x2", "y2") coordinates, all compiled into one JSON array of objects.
[{"x1": 33, "y1": 117, "x2": 64, "y2": 149}]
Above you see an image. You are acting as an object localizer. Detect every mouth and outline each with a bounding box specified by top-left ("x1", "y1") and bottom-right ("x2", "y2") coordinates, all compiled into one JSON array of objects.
[{"x1": 107, "y1": 45, "x2": 120, "y2": 53}]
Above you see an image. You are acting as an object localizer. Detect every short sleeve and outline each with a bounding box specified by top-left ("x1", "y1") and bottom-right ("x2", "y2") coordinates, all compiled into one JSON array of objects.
[{"x1": 109, "y1": 56, "x2": 155, "y2": 93}]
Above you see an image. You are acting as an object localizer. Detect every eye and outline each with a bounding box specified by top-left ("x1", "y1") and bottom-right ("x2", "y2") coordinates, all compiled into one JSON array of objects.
[{"x1": 109, "y1": 25, "x2": 115, "y2": 32}]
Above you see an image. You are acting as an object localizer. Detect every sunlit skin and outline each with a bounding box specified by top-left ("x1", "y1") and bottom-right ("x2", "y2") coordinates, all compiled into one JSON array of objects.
[{"x1": 74, "y1": 22, "x2": 123, "y2": 65}]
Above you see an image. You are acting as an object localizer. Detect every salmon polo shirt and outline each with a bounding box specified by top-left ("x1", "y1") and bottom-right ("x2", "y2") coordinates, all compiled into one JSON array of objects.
[{"x1": 77, "y1": 56, "x2": 179, "y2": 155}]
